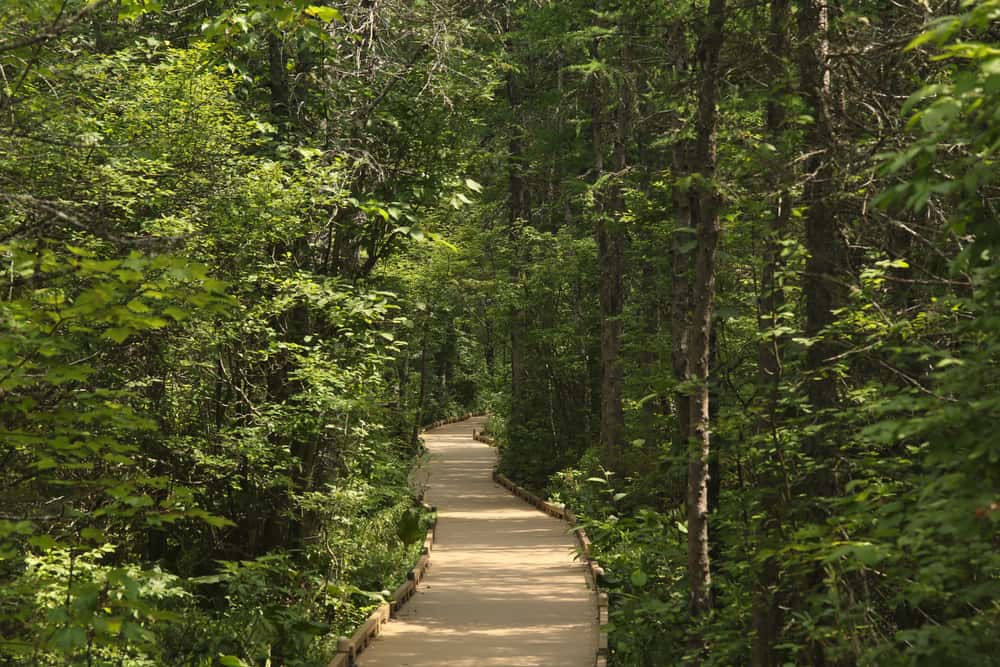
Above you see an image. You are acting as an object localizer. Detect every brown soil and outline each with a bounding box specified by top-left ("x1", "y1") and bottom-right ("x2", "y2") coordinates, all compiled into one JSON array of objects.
[{"x1": 357, "y1": 416, "x2": 597, "y2": 667}]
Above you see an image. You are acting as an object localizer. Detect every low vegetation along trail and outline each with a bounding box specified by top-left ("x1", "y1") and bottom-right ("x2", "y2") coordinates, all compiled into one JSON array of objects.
[{"x1": 359, "y1": 416, "x2": 597, "y2": 666}]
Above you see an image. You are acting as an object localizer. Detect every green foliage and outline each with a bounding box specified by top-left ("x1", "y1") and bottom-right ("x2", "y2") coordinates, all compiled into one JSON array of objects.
[
  {"x1": 4, "y1": 0, "x2": 999, "y2": 664},
  {"x1": 1, "y1": 0, "x2": 486, "y2": 662},
  {"x1": 3, "y1": 544, "x2": 188, "y2": 665},
  {"x1": 880, "y1": 0, "x2": 1000, "y2": 262},
  {"x1": 482, "y1": 0, "x2": 1000, "y2": 665}
]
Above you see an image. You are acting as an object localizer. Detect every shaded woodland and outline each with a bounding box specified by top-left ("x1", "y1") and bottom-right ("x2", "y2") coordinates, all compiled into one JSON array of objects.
[{"x1": 1, "y1": 0, "x2": 997, "y2": 665}]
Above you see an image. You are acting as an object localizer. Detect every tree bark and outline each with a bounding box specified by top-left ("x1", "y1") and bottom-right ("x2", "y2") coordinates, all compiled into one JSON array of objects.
[
  {"x1": 686, "y1": 0, "x2": 726, "y2": 622},
  {"x1": 797, "y1": 0, "x2": 840, "y2": 419},
  {"x1": 753, "y1": 2, "x2": 792, "y2": 664},
  {"x1": 796, "y1": 34, "x2": 843, "y2": 657},
  {"x1": 411, "y1": 330, "x2": 429, "y2": 446},
  {"x1": 592, "y1": 3, "x2": 627, "y2": 468},
  {"x1": 267, "y1": 33, "x2": 289, "y2": 117},
  {"x1": 671, "y1": 140, "x2": 693, "y2": 455},
  {"x1": 505, "y1": 10, "x2": 529, "y2": 438},
  {"x1": 796, "y1": 4, "x2": 841, "y2": 664}
]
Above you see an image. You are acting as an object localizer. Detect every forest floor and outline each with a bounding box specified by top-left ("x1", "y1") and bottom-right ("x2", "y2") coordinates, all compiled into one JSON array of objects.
[{"x1": 357, "y1": 416, "x2": 597, "y2": 666}]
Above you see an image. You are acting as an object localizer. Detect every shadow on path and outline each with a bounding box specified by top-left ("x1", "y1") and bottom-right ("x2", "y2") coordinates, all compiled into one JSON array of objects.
[{"x1": 357, "y1": 417, "x2": 597, "y2": 667}]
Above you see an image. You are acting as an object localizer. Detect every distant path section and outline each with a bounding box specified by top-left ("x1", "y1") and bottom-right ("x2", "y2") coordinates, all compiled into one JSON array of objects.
[{"x1": 358, "y1": 416, "x2": 597, "y2": 667}]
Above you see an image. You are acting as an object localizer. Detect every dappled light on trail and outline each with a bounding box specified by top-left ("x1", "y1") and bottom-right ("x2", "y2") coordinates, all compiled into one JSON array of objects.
[{"x1": 358, "y1": 417, "x2": 596, "y2": 666}]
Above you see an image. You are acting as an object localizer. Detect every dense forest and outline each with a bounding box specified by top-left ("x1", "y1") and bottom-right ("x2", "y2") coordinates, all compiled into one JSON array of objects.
[{"x1": 1, "y1": 0, "x2": 997, "y2": 665}]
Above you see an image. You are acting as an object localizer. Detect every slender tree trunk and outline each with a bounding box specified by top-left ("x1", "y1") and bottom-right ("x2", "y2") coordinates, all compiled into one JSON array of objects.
[
  {"x1": 686, "y1": 0, "x2": 726, "y2": 623},
  {"x1": 797, "y1": 5, "x2": 841, "y2": 664},
  {"x1": 411, "y1": 331, "x2": 429, "y2": 446},
  {"x1": 484, "y1": 319, "x2": 495, "y2": 376},
  {"x1": 796, "y1": 36, "x2": 843, "y2": 662},
  {"x1": 753, "y1": 2, "x2": 792, "y2": 664},
  {"x1": 594, "y1": 15, "x2": 628, "y2": 468},
  {"x1": 267, "y1": 33, "x2": 289, "y2": 117},
  {"x1": 671, "y1": 140, "x2": 693, "y2": 455},
  {"x1": 505, "y1": 13, "x2": 529, "y2": 440},
  {"x1": 597, "y1": 190, "x2": 626, "y2": 467},
  {"x1": 639, "y1": 258, "x2": 662, "y2": 446},
  {"x1": 760, "y1": 0, "x2": 792, "y2": 380},
  {"x1": 508, "y1": 160, "x2": 528, "y2": 429},
  {"x1": 797, "y1": 0, "x2": 840, "y2": 421},
  {"x1": 397, "y1": 354, "x2": 408, "y2": 410},
  {"x1": 634, "y1": 29, "x2": 665, "y2": 442}
]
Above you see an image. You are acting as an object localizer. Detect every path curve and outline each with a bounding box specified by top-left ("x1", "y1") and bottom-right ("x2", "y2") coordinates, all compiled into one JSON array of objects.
[{"x1": 358, "y1": 416, "x2": 597, "y2": 667}]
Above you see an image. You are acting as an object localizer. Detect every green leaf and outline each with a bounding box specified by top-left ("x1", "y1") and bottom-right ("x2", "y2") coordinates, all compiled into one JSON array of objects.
[
  {"x1": 34, "y1": 457, "x2": 58, "y2": 470},
  {"x1": 103, "y1": 327, "x2": 134, "y2": 343},
  {"x1": 28, "y1": 535, "x2": 59, "y2": 550},
  {"x1": 199, "y1": 512, "x2": 236, "y2": 528},
  {"x1": 305, "y1": 5, "x2": 342, "y2": 23},
  {"x1": 919, "y1": 99, "x2": 960, "y2": 132},
  {"x1": 52, "y1": 627, "x2": 87, "y2": 650},
  {"x1": 630, "y1": 569, "x2": 648, "y2": 587},
  {"x1": 293, "y1": 620, "x2": 331, "y2": 635},
  {"x1": 902, "y1": 84, "x2": 943, "y2": 114},
  {"x1": 80, "y1": 527, "x2": 106, "y2": 542},
  {"x1": 294, "y1": 146, "x2": 324, "y2": 159},
  {"x1": 118, "y1": 0, "x2": 161, "y2": 22}
]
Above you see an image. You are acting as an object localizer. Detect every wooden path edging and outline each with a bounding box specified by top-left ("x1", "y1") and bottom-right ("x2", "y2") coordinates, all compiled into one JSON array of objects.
[
  {"x1": 422, "y1": 412, "x2": 482, "y2": 431},
  {"x1": 327, "y1": 413, "x2": 485, "y2": 667},
  {"x1": 492, "y1": 470, "x2": 610, "y2": 667},
  {"x1": 472, "y1": 428, "x2": 494, "y2": 446},
  {"x1": 327, "y1": 503, "x2": 436, "y2": 667}
]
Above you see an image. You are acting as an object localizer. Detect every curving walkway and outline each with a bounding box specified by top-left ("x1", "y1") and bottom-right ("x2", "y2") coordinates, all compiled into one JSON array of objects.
[{"x1": 358, "y1": 416, "x2": 597, "y2": 667}]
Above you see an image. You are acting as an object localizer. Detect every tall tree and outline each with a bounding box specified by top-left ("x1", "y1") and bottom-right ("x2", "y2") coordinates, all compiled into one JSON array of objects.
[
  {"x1": 685, "y1": 0, "x2": 726, "y2": 620},
  {"x1": 505, "y1": 6, "x2": 530, "y2": 449},
  {"x1": 752, "y1": 1, "x2": 792, "y2": 663},
  {"x1": 592, "y1": 1, "x2": 627, "y2": 467},
  {"x1": 797, "y1": 0, "x2": 842, "y2": 449}
]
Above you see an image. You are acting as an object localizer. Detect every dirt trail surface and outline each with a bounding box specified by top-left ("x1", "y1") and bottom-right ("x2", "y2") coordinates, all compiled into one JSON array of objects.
[{"x1": 358, "y1": 416, "x2": 597, "y2": 667}]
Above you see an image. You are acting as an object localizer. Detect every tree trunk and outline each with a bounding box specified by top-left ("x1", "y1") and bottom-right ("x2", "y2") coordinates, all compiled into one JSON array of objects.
[
  {"x1": 671, "y1": 140, "x2": 694, "y2": 455},
  {"x1": 505, "y1": 12, "x2": 529, "y2": 441},
  {"x1": 597, "y1": 205, "x2": 626, "y2": 468},
  {"x1": 267, "y1": 33, "x2": 289, "y2": 117},
  {"x1": 753, "y1": 2, "x2": 792, "y2": 664},
  {"x1": 411, "y1": 331, "x2": 429, "y2": 447},
  {"x1": 796, "y1": 35, "x2": 843, "y2": 658},
  {"x1": 796, "y1": 4, "x2": 841, "y2": 664},
  {"x1": 686, "y1": 0, "x2": 726, "y2": 623},
  {"x1": 593, "y1": 3, "x2": 627, "y2": 468},
  {"x1": 638, "y1": 257, "x2": 663, "y2": 446},
  {"x1": 797, "y1": 0, "x2": 840, "y2": 421}
]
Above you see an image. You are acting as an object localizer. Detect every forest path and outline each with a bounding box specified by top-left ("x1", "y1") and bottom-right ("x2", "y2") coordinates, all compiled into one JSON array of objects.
[{"x1": 357, "y1": 416, "x2": 596, "y2": 667}]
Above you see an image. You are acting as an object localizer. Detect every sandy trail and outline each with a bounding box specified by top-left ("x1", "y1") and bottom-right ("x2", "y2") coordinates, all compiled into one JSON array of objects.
[{"x1": 357, "y1": 416, "x2": 596, "y2": 667}]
